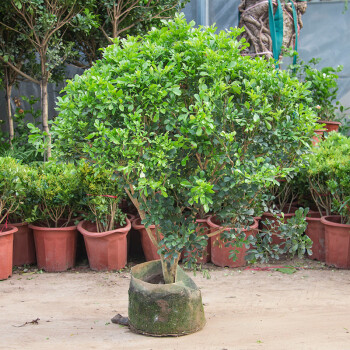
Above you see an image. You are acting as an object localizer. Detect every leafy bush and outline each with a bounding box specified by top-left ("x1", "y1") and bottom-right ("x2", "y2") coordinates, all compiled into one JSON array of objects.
[
  {"x1": 0, "y1": 96, "x2": 43, "y2": 163},
  {"x1": 248, "y1": 208, "x2": 312, "y2": 263},
  {"x1": 80, "y1": 162, "x2": 126, "y2": 232},
  {"x1": 0, "y1": 157, "x2": 30, "y2": 224},
  {"x1": 307, "y1": 132, "x2": 350, "y2": 223},
  {"x1": 53, "y1": 16, "x2": 317, "y2": 282},
  {"x1": 291, "y1": 57, "x2": 343, "y2": 121},
  {"x1": 27, "y1": 161, "x2": 82, "y2": 227}
]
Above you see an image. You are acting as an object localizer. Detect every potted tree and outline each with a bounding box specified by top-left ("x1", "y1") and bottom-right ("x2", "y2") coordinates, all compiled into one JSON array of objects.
[
  {"x1": 52, "y1": 16, "x2": 317, "y2": 335},
  {"x1": 77, "y1": 162, "x2": 131, "y2": 271},
  {"x1": 28, "y1": 161, "x2": 82, "y2": 272}
]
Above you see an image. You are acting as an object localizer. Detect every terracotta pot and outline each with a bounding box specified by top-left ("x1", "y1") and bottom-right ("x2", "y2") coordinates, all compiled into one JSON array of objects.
[
  {"x1": 181, "y1": 218, "x2": 211, "y2": 264},
  {"x1": 305, "y1": 212, "x2": 325, "y2": 261},
  {"x1": 77, "y1": 218, "x2": 131, "y2": 271},
  {"x1": 11, "y1": 222, "x2": 36, "y2": 266},
  {"x1": 261, "y1": 207, "x2": 297, "y2": 245},
  {"x1": 321, "y1": 215, "x2": 350, "y2": 269},
  {"x1": 312, "y1": 129, "x2": 325, "y2": 146},
  {"x1": 253, "y1": 216, "x2": 261, "y2": 236},
  {"x1": 317, "y1": 120, "x2": 341, "y2": 133},
  {"x1": 0, "y1": 225, "x2": 17, "y2": 280},
  {"x1": 126, "y1": 214, "x2": 136, "y2": 255},
  {"x1": 132, "y1": 218, "x2": 161, "y2": 261},
  {"x1": 30, "y1": 224, "x2": 78, "y2": 272},
  {"x1": 207, "y1": 216, "x2": 258, "y2": 268}
]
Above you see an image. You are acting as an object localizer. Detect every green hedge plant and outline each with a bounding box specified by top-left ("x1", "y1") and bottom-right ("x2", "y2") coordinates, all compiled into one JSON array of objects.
[
  {"x1": 27, "y1": 161, "x2": 82, "y2": 228},
  {"x1": 80, "y1": 162, "x2": 126, "y2": 232},
  {"x1": 53, "y1": 15, "x2": 318, "y2": 282},
  {"x1": 307, "y1": 132, "x2": 350, "y2": 224},
  {"x1": 0, "y1": 157, "x2": 30, "y2": 224}
]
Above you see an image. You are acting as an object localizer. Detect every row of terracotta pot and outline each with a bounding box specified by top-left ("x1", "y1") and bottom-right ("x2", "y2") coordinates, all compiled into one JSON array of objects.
[
  {"x1": 0, "y1": 218, "x2": 132, "y2": 280},
  {"x1": 2, "y1": 211, "x2": 347, "y2": 280},
  {"x1": 0, "y1": 215, "x2": 256, "y2": 280}
]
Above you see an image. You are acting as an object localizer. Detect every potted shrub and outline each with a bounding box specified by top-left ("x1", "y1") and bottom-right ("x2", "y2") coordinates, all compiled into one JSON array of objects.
[
  {"x1": 308, "y1": 133, "x2": 350, "y2": 268},
  {"x1": 0, "y1": 157, "x2": 23, "y2": 279},
  {"x1": 6, "y1": 159, "x2": 37, "y2": 266},
  {"x1": 260, "y1": 174, "x2": 304, "y2": 248},
  {"x1": 77, "y1": 162, "x2": 131, "y2": 271},
  {"x1": 52, "y1": 16, "x2": 317, "y2": 335},
  {"x1": 28, "y1": 161, "x2": 81, "y2": 272},
  {"x1": 292, "y1": 58, "x2": 344, "y2": 134}
]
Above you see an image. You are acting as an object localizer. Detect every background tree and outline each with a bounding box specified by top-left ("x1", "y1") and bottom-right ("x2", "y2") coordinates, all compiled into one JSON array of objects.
[
  {"x1": 67, "y1": 0, "x2": 189, "y2": 69},
  {"x1": 0, "y1": 0, "x2": 96, "y2": 158}
]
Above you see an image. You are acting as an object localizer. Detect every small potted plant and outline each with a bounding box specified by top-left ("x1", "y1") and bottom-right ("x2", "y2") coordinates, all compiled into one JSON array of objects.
[
  {"x1": 311, "y1": 133, "x2": 350, "y2": 268},
  {"x1": 260, "y1": 177, "x2": 301, "y2": 246},
  {"x1": 5, "y1": 159, "x2": 37, "y2": 266},
  {"x1": 0, "y1": 157, "x2": 22, "y2": 280},
  {"x1": 77, "y1": 163, "x2": 131, "y2": 271},
  {"x1": 28, "y1": 161, "x2": 82, "y2": 272}
]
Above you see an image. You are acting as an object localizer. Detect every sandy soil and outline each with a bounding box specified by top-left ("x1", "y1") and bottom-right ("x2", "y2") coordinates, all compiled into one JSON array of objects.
[{"x1": 1, "y1": 260, "x2": 350, "y2": 350}]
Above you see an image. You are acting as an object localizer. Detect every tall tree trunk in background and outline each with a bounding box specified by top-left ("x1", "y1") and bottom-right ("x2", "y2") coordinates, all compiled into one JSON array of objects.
[
  {"x1": 6, "y1": 83, "x2": 14, "y2": 143},
  {"x1": 41, "y1": 78, "x2": 51, "y2": 159},
  {"x1": 238, "y1": 0, "x2": 307, "y2": 59},
  {"x1": 4, "y1": 68, "x2": 14, "y2": 144}
]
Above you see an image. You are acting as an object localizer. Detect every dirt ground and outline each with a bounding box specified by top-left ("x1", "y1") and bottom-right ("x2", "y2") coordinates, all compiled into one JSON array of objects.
[{"x1": 1, "y1": 259, "x2": 350, "y2": 350}]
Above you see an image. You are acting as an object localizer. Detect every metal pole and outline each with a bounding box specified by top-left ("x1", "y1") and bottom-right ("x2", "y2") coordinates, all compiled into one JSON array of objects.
[{"x1": 197, "y1": 0, "x2": 209, "y2": 26}]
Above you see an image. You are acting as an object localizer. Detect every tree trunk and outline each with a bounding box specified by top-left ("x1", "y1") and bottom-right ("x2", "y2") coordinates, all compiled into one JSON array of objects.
[
  {"x1": 160, "y1": 253, "x2": 180, "y2": 284},
  {"x1": 41, "y1": 78, "x2": 51, "y2": 159},
  {"x1": 6, "y1": 83, "x2": 14, "y2": 143},
  {"x1": 124, "y1": 185, "x2": 179, "y2": 284},
  {"x1": 238, "y1": 0, "x2": 307, "y2": 59}
]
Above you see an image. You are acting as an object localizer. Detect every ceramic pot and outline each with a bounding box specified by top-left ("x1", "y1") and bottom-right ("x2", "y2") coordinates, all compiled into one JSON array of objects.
[
  {"x1": 11, "y1": 222, "x2": 36, "y2": 266},
  {"x1": 0, "y1": 225, "x2": 17, "y2": 280},
  {"x1": 181, "y1": 218, "x2": 211, "y2": 264},
  {"x1": 305, "y1": 212, "x2": 326, "y2": 261},
  {"x1": 207, "y1": 216, "x2": 258, "y2": 268},
  {"x1": 317, "y1": 120, "x2": 341, "y2": 133},
  {"x1": 321, "y1": 215, "x2": 350, "y2": 269},
  {"x1": 78, "y1": 218, "x2": 131, "y2": 271},
  {"x1": 30, "y1": 224, "x2": 78, "y2": 272},
  {"x1": 261, "y1": 207, "x2": 297, "y2": 245},
  {"x1": 132, "y1": 218, "x2": 160, "y2": 261}
]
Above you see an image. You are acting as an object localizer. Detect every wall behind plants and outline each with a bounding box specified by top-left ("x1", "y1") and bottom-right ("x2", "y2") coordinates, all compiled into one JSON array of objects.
[
  {"x1": 1, "y1": 1, "x2": 349, "y2": 133},
  {"x1": 182, "y1": 0, "x2": 350, "y2": 109}
]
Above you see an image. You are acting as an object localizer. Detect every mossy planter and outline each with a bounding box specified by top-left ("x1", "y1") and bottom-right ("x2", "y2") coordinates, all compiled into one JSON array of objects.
[{"x1": 128, "y1": 260, "x2": 206, "y2": 336}]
